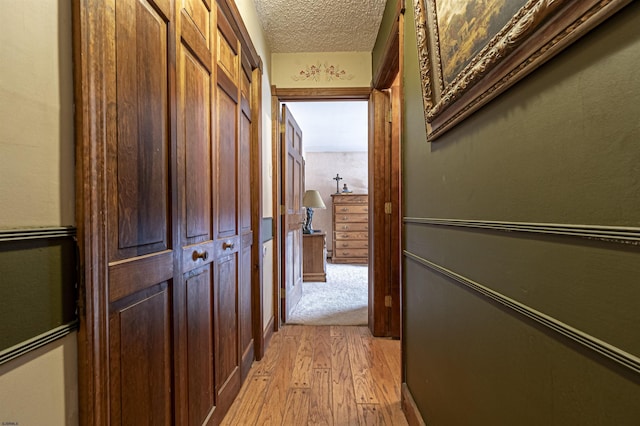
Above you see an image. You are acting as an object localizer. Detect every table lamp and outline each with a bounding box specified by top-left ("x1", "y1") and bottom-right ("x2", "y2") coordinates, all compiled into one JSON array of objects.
[{"x1": 302, "y1": 190, "x2": 326, "y2": 234}]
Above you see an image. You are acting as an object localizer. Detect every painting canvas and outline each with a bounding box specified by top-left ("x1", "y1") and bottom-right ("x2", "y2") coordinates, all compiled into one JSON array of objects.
[
  {"x1": 437, "y1": 0, "x2": 527, "y2": 85},
  {"x1": 415, "y1": 0, "x2": 633, "y2": 141}
]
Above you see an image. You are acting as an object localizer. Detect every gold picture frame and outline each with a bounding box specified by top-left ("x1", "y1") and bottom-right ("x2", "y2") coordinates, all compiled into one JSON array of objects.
[{"x1": 415, "y1": 0, "x2": 633, "y2": 141}]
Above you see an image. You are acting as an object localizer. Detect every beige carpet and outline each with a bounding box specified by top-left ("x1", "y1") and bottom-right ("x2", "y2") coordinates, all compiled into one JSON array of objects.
[{"x1": 287, "y1": 262, "x2": 368, "y2": 326}]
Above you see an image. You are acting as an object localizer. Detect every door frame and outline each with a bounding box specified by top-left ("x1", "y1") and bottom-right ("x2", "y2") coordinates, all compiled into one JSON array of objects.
[
  {"x1": 270, "y1": 87, "x2": 372, "y2": 331},
  {"x1": 270, "y1": 3, "x2": 404, "y2": 335},
  {"x1": 73, "y1": 1, "x2": 265, "y2": 423},
  {"x1": 270, "y1": 87, "x2": 405, "y2": 336}
]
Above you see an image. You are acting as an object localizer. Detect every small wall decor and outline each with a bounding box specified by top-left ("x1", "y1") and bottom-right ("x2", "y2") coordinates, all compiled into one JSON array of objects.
[
  {"x1": 415, "y1": 0, "x2": 632, "y2": 141},
  {"x1": 292, "y1": 62, "x2": 354, "y2": 82}
]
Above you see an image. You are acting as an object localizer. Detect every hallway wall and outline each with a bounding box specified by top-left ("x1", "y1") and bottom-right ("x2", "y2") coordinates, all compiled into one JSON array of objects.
[
  {"x1": 235, "y1": 0, "x2": 276, "y2": 336},
  {"x1": 0, "y1": 0, "x2": 77, "y2": 424},
  {"x1": 272, "y1": 51, "x2": 372, "y2": 88},
  {"x1": 398, "y1": 0, "x2": 640, "y2": 424}
]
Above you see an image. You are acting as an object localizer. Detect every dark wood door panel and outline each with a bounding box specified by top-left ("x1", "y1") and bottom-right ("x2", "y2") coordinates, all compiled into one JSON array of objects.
[
  {"x1": 239, "y1": 110, "x2": 252, "y2": 232},
  {"x1": 109, "y1": 283, "x2": 173, "y2": 425},
  {"x1": 181, "y1": 0, "x2": 211, "y2": 47},
  {"x1": 113, "y1": 0, "x2": 170, "y2": 256},
  {"x1": 180, "y1": 47, "x2": 212, "y2": 240},
  {"x1": 185, "y1": 266, "x2": 215, "y2": 426},
  {"x1": 239, "y1": 242, "x2": 253, "y2": 379},
  {"x1": 214, "y1": 254, "x2": 240, "y2": 398},
  {"x1": 215, "y1": 255, "x2": 239, "y2": 384},
  {"x1": 108, "y1": 250, "x2": 173, "y2": 302},
  {"x1": 216, "y1": 87, "x2": 238, "y2": 239}
]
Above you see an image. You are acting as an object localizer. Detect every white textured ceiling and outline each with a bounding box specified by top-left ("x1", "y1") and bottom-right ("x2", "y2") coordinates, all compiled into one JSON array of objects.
[{"x1": 253, "y1": 0, "x2": 388, "y2": 52}]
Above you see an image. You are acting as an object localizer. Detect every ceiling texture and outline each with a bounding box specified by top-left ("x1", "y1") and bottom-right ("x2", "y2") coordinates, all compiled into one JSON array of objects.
[
  {"x1": 253, "y1": 0, "x2": 387, "y2": 52},
  {"x1": 253, "y1": 0, "x2": 387, "y2": 152}
]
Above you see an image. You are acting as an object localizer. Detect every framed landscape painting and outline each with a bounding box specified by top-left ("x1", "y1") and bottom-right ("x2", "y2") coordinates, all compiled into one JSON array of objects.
[{"x1": 414, "y1": 0, "x2": 633, "y2": 141}]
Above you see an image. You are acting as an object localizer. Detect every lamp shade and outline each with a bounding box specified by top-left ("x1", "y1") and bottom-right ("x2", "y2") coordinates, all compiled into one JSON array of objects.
[{"x1": 302, "y1": 190, "x2": 326, "y2": 209}]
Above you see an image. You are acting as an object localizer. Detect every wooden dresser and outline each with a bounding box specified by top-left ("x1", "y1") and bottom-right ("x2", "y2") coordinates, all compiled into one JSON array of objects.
[
  {"x1": 331, "y1": 194, "x2": 369, "y2": 264},
  {"x1": 303, "y1": 232, "x2": 327, "y2": 282}
]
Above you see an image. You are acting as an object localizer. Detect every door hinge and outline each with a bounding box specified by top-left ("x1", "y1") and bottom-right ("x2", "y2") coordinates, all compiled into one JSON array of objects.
[
  {"x1": 387, "y1": 110, "x2": 393, "y2": 122},
  {"x1": 280, "y1": 204, "x2": 286, "y2": 215},
  {"x1": 281, "y1": 289, "x2": 286, "y2": 299},
  {"x1": 385, "y1": 295, "x2": 392, "y2": 308},
  {"x1": 384, "y1": 202, "x2": 392, "y2": 215},
  {"x1": 280, "y1": 123, "x2": 285, "y2": 133}
]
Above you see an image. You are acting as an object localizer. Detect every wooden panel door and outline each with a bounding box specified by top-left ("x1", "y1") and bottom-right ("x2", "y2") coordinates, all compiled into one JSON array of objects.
[
  {"x1": 107, "y1": 0, "x2": 175, "y2": 423},
  {"x1": 368, "y1": 86, "x2": 401, "y2": 338},
  {"x1": 238, "y1": 66, "x2": 255, "y2": 381},
  {"x1": 212, "y1": 8, "x2": 242, "y2": 420},
  {"x1": 176, "y1": 1, "x2": 216, "y2": 424},
  {"x1": 281, "y1": 105, "x2": 305, "y2": 321}
]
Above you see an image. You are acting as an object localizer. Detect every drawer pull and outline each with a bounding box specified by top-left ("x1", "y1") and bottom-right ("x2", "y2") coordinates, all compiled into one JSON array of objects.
[
  {"x1": 341, "y1": 207, "x2": 348, "y2": 212},
  {"x1": 223, "y1": 242, "x2": 235, "y2": 250},
  {"x1": 192, "y1": 250, "x2": 208, "y2": 261}
]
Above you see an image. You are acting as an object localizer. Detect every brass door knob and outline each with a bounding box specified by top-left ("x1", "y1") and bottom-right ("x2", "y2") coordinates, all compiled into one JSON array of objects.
[{"x1": 192, "y1": 251, "x2": 208, "y2": 261}]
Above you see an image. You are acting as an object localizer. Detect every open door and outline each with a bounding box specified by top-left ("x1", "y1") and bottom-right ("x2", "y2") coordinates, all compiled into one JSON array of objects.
[
  {"x1": 280, "y1": 104, "x2": 305, "y2": 322},
  {"x1": 369, "y1": 79, "x2": 402, "y2": 338}
]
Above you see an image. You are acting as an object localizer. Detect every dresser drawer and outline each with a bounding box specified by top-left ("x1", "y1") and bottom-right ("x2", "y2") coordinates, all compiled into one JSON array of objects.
[
  {"x1": 335, "y1": 213, "x2": 368, "y2": 223},
  {"x1": 335, "y1": 222, "x2": 368, "y2": 232},
  {"x1": 335, "y1": 232, "x2": 368, "y2": 241},
  {"x1": 333, "y1": 195, "x2": 368, "y2": 204},
  {"x1": 334, "y1": 248, "x2": 368, "y2": 258},
  {"x1": 334, "y1": 205, "x2": 368, "y2": 214},
  {"x1": 334, "y1": 240, "x2": 368, "y2": 249}
]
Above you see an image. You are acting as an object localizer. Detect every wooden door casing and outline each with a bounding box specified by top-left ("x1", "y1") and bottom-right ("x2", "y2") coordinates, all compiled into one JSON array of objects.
[{"x1": 281, "y1": 105, "x2": 305, "y2": 322}]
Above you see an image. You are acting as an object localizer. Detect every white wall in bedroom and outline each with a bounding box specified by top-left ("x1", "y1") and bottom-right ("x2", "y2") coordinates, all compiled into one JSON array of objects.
[{"x1": 304, "y1": 152, "x2": 368, "y2": 255}]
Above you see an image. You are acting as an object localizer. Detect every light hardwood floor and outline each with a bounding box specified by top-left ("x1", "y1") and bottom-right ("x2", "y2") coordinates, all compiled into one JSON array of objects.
[{"x1": 221, "y1": 325, "x2": 408, "y2": 425}]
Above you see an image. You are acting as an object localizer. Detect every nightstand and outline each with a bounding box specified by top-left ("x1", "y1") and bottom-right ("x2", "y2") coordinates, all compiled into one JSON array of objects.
[{"x1": 303, "y1": 232, "x2": 327, "y2": 282}]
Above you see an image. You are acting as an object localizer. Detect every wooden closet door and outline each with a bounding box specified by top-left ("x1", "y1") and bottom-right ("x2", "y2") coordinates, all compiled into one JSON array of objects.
[
  {"x1": 238, "y1": 64, "x2": 254, "y2": 381},
  {"x1": 107, "y1": 0, "x2": 175, "y2": 423},
  {"x1": 211, "y1": 7, "x2": 242, "y2": 419},
  {"x1": 176, "y1": 0, "x2": 217, "y2": 425}
]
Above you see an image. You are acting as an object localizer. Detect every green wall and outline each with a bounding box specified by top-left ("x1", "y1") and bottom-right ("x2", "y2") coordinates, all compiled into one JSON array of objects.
[{"x1": 402, "y1": 1, "x2": 640, "y2": 424}]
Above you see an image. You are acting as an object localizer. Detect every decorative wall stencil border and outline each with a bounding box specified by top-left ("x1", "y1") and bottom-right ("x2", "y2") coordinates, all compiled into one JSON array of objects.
[
  {"x1": 0, "y1": 226, "x2": 77, "y2": 242},
  {"x1": 291, "y1": 63, "x2": 355, "y2": 82},
  {"x1": 404, "y1": 217, "x2": 640, "y2": 246},
  {"x1": 0, "y1": 321, "x2": 79, "y2": 366},
  {"x1": 403, "y1": 250, "x2": 640, "y2": 375}
]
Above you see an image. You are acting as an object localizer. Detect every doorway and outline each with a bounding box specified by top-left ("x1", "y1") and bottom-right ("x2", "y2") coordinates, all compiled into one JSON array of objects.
[
  {"x1": 270, "y1": 85, "x2": 401, "y2": 339},
  {"x1": 284, "y1": 100, "x2": 370, "y2": 325}
]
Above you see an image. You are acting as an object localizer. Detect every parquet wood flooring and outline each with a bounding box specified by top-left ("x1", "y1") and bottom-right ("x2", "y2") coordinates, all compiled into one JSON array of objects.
[{"x1": 221, "y1": 325, "x2": 407, "y2": 425}]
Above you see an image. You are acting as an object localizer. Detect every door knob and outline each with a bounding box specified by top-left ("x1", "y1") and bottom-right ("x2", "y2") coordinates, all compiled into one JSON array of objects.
[
  {"x1": 192, "y1": 250, "x2": 208, "y2": 261},
  {"x1": 223, "y1": 242, "x2": 235, "y2": 250}
]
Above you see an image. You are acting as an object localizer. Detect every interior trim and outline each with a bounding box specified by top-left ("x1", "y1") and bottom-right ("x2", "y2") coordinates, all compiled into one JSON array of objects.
[
  {"x1": 404, "y1": 217, "x2": 640, "y2": 245},
  {"x1": 0, "y1": 321, "x2": 79, "y2": 366},
  {"x1": 262, "y1": 315, "x2": 275, "y2": 353},
  {"x1": 0, "y1": 226, "x2": 76, "y2": 242},
  {"x1": 401, "y1": 383, "x2": 427, "y2": 426},
  {"x1": 403, "y1": 250, "x2": 640, "y2": 375},
  {"x1": 274, "y1": 87, "x2": 372, "y2": 101}
]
